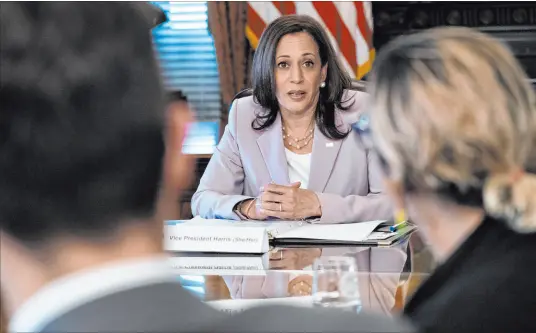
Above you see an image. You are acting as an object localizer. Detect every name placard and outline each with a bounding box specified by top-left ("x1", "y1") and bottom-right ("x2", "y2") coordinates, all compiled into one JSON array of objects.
[{"x1": 164, "y1": 224, "x2": 269, "y2": 253}]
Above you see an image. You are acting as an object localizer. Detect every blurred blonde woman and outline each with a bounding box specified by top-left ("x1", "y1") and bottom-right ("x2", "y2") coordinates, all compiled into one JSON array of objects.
[{"x1": 367, "y1": 27, "x2": 536, "y2": 333}]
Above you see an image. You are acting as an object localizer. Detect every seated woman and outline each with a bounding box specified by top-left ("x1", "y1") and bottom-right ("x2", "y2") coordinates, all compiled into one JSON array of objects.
[
  {"x1": 192, "y1": 15, "x2": 392, "y2": 222},
  {"x1": 367, "y1": 27, "x2": 536, "y2": 332}
]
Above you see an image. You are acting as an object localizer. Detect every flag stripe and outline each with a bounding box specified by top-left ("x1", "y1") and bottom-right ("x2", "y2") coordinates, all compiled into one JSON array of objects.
[
  {"x1": 247, "y1": 6, "x2": 267, "y2": 48},
  {"x1": 363, "y1": 2, "x2": 374, "y2": 33},
  {"x1": 355, "y1": 1, "x2": 373, "y2": 49},
  {"x1": 312, "y1": 1, "x2": 357, "y2": 71},
  {"x1": 295, "y1": 1, "x2": 354, "y2": 76},
  {"x1": 249, "y1": 1, "x2": 281, "y2": 25},
  {"x1": 246, "y1": 1, "x2": 374, "y2": 79},
  {"x1": 333, "y1": 2, "x2": 358, "y2": 48},
  {"x1": 273, "y1": 1, "x2": 296, "y2": 15}
]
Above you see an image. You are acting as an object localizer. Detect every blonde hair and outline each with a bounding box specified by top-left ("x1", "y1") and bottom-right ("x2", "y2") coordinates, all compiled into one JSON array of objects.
[{"x1": 369, "y1": 27, "x2": 536, "y2": 233}]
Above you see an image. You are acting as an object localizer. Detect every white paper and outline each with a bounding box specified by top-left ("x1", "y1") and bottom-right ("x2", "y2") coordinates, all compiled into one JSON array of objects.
[
  {"x1": 173, "y1": 218, "x2": 304, "y2": 239},
  {"x1": 277, "y1": 220, "x2": 387, "y2": 242},
  {"x1": 164, "y1": 218, "x2": 389, "y2": 254},
  {"x1": 367, "y1": 231, "x2": 396, "y2": 240}
]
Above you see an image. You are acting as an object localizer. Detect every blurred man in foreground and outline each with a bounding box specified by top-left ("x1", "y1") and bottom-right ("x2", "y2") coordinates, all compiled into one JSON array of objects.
[
  {"x1": 0, "y1": 2, "x2": 213, "y2": 331},
  {"x1": 0, "y1": 3, "x2": 412, "y2": 332}
]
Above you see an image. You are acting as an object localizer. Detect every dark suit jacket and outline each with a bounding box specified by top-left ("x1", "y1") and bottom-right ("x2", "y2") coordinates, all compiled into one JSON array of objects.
[
  {"x1": 404, "y1": 216, "x2": 536, "y2": 333},
  {"x1": 210, "y1": 305, "x2": 415, "y2": 333},
  {"x1": 42, "y1": 281, "x2": 415, "y2": 332},
  {"x1": 41, "y1": 282, "x2": 224, "y2": 332}
]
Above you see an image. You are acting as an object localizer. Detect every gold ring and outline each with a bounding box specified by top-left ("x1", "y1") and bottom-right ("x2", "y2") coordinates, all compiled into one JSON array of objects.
[
  {"x1": 280, "y1": 251, "x2": 283, "y2": 260},
  {"x1": 279, "y1": 203, "x2": 282, "y2": 212}
]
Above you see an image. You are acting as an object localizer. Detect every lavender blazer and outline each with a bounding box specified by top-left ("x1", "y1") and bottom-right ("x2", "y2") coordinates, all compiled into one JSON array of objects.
[{"x1": 191, "y1": 90, "x2": 393, "y2": 223}]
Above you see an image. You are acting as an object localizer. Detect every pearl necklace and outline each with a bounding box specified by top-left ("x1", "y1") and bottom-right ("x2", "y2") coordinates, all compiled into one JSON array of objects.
[{"x1": 282, "y1": 126, "x2": 314, "y2": 150}]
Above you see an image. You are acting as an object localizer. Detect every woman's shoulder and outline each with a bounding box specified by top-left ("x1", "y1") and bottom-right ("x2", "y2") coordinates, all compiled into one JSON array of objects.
[
  {"x1": 232, "y1": 93, "x2": 258, "y2": 110},
  {"x1": 229, "y1": 92, "x2": 263, "y2": 121},
  {"x1": 336, "y1": 89, "x2": 369, "y2": 125},
  {"x1": 341, "y1": 88, "x2": 368, "y2": 107}
]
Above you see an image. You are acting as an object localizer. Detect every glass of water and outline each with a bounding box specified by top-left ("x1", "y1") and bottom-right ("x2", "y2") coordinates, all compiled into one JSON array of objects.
[{"x1": 312, "y1": 256, "x2": 362, "y2": 313}]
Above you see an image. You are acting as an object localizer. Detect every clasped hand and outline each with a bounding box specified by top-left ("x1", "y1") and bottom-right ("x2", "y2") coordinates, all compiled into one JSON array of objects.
[{"x1": 243, "y1": 182, "x2": 321, "y2": 220}]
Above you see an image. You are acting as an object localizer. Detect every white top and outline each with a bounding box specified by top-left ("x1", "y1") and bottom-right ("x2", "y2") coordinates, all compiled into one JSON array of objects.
[
  {"x1": 284, "y1": 148, "x2": 312, "y2": 189},
  {"x1": 8, "y1": 256, "x2": 175, "y2": 333}
]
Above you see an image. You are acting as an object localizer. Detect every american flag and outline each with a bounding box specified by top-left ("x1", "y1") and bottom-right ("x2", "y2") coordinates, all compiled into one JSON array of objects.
[{"x1": 246, "y1": 1, "x2": 374, "y2": 79}]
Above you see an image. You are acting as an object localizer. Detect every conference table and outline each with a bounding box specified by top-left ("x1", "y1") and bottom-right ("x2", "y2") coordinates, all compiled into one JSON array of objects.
[{"x1": 170, "y1": 230, "x2": 437, "y2": 316}]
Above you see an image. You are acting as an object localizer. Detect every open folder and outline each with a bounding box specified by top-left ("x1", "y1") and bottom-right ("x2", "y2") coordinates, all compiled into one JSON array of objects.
[{"x1": 164, "y1": 217, "x2": 416, "y2": 254}]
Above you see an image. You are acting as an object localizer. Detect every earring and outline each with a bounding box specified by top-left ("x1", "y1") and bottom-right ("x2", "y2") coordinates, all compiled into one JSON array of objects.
[{"x1": 320, "y1": 82, "x2": 326, "y2": 88}]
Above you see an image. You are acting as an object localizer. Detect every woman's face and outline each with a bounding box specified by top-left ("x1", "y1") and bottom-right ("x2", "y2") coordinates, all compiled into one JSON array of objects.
[{"x1": 274, "y1": 32, "x2": 327, "y2": 116}]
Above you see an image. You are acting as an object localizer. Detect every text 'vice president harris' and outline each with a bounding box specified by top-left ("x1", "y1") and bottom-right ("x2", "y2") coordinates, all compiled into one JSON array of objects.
[{"x1": 191, "y1": 15, "x2": 392, "y2": 223}]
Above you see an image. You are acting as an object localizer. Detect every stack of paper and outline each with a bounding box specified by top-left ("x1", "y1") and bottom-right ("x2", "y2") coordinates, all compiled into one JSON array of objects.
[{"x1": 164, "y1": 217, "x2": 415, "y2": 254}]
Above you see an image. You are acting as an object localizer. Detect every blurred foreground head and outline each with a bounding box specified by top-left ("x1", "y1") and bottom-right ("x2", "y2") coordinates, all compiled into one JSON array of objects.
[
  {"x1": 1, "y1": 2, "x2": 168, "y2": 246},
  {"x1": 0, "y1": 1, "x2": 192, "y2": 273},
  {"x1": 369, "y1": 27, "x2": 536, "y2": 233}
]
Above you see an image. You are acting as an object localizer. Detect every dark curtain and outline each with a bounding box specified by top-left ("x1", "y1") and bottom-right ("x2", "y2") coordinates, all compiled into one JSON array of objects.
[{"x1": 207, "y1": 2, "x2": 253, "y2": 130}]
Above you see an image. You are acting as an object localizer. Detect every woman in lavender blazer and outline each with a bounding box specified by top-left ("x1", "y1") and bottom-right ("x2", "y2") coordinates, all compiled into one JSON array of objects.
[{"x1": 191, "y1": 15, "x2": 392, "y2": 223}]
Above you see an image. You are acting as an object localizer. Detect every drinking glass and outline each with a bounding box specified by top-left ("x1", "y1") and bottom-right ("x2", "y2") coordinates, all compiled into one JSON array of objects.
[{"x1": 312, "y1": 256, "x2": 361, "y2": 313}]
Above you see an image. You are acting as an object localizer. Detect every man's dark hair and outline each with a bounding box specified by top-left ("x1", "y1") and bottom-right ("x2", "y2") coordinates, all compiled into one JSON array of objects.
[
  {"x1": 0, "y1": 3, "x2": 166, "y2": 246},
  {"x1": 167, "y1": 90, "x2": 188, "y2": 104},
  {"x1": 250, "y1": 15, "x2": 353, "y2": 140}
]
